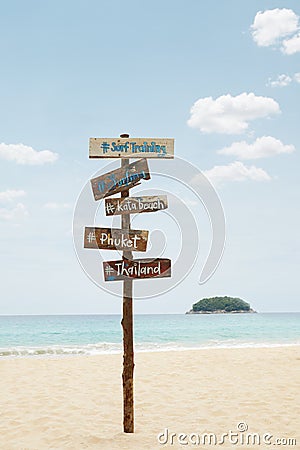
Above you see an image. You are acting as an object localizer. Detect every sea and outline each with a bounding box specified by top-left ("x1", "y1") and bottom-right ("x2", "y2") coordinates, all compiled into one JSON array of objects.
[{"x1": 0, "y1": 313, "x2": 299, "y2": 358}]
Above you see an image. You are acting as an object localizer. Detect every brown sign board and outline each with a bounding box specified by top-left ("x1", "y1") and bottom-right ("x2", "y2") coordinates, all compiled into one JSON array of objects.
[
  {"x1": 89, "y1": 137, "x2": 174, "y2": 159},
  {"x1": 90, "y1": 159, "x2": 150, "y2": 201},
  {"x1": 104, "y1": 195, "x2": 168, "y2": 216},
  {"x1": 84, "y1": 227, "x2": 148, "y2": 252},
  {"x1": 103, "y1": 258, "x2": 171, "y2": 281}
]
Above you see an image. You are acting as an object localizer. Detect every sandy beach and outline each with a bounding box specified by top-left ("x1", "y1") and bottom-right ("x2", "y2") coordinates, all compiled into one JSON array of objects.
[{"x1": 0, "y1": 346, "x2": 299, "y2": 450}]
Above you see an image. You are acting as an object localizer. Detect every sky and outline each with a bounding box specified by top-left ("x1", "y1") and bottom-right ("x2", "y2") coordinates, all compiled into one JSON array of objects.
[{"x1": 0, "y1": 0, "x2": 299, "y2": 314}]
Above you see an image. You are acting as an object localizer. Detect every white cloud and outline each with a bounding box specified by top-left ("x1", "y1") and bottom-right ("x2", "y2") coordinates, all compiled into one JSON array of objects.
[
  {"x1": 43, "y1": 202, "x2": 72, "y2": 210},
  {"x1": 0, "y1": 189, "x2": 29, "y2": 221},
  {"x1": 294, "y1": 72, "x2": 300, "y2": 83},
  {"x1": 282, "y1": 33, "x2": 300, "y2": 54},
  {"x1": 201, "y1": 161, "x2": 271, "y2": 186},
  {"x1": 218, "y1": 136, "x2": 295, "y2": 160},
  {"x1": 0, "y1": 189, "x2": 26, "y2": 203},
  {"x1": 0, "y1": 203, "x2": 29, "y2": 221},
  {"x1": 251, "y1": 8, "x2": 299, "y2": 47},
  {"x1": 0, "y1": 143, "x2": 58, "y2": 165},
  {"x1": 187, "y1": 93, "x2": 280, "y2": 134},
  {"x1": 268, "y1": 72, "x2": 300, "y2": 86},
  {"x1": 267, "y1": 74, "x2": 292, "y2": 87}
]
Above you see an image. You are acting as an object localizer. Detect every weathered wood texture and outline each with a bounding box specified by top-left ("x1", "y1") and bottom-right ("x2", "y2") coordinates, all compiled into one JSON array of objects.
[
  {"x1": 105, "y1": 195, "x2": 168, "y2": 216},
  {"x1": 89, "y1": 137, "x2": 174, "y2": 159},
  {"x1": 84, "y1": 227, "x2": 148, "y2": 252},
  {"x1": 120, "y1": 158, "x2": 134, "y2": 434},
  {"x1": 90, "y1": 159, "x2": 150, "y2": 201},
  {"x1": 103, "y1": 258, "x2": 172, "y2": 281}
]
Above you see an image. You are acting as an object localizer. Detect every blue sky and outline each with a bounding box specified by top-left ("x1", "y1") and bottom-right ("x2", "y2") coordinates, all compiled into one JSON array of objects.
[{"x1": 0, "y1": 0, "x2": 299, "y2": 314}]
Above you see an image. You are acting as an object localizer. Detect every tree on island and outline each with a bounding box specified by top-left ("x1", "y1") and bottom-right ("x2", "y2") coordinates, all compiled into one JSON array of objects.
[{"x1": 189, "y1": 296, "x2": 254, "y2": 313}]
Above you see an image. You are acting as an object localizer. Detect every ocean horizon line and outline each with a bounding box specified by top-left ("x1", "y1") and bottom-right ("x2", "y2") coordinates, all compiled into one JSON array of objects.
[{"x1": 1, "y1": 311, "x2": 300, "y2": 317}]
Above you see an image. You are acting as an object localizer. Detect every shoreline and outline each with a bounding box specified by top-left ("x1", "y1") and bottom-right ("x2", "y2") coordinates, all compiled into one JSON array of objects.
[{"x1": 1, "y1": 342, "x2": 300, "y2": 360}]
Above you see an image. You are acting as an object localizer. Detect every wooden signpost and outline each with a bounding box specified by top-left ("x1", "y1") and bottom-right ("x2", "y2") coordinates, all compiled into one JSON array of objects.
[
  {"x1": 89, "y1": 137, "x2": 174, "y2": 159},
  {"x1": 103, "y1": 258, "x2": 171, "y2": 281},
  {"x1": 105, "y1": 195, "x2": 168, "y2": 216},
  {"x1": 85, "y1": 134, "x2": 173, "y2": 433},
  {"x1": 90, "y1": 158, "x2": 150, "y2": 201},
  {"x1": 84, "y1": 227, "x2": 148, "y2": 252}
]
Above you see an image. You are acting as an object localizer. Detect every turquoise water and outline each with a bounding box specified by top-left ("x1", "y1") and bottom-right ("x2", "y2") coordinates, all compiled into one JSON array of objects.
[{"x1": 0, "y1": 313, "x2": 299, "y2": 357}]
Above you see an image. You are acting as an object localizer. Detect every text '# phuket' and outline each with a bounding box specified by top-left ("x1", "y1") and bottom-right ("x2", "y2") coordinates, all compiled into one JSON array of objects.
[
  {"x1": 84, "y1": 227, "x2": 148, "y2": 252},
  {"x1": 103, "y1": 258, "x2": 171, "y2": 281}
]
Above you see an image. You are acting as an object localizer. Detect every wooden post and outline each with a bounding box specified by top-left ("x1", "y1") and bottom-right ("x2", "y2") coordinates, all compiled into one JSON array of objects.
[
  {"x1": 120, "y1": 134, "x2": 134, "y2": 433},
  {"x1": 86, "y1": 132, "x2": 173, "y2": 434}
]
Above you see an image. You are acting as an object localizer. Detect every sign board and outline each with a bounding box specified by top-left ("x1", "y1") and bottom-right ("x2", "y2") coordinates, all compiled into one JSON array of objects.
[
  {"x1": 89, "y1": 138, "x2": 174, "y2": 159},
  {"x1": 103, "y1": 258, "x2": 171, "y2": 281},
  {"x1": 105, "y1": 195, "x2": 168, "y2": 216},
  {"x1": 90, "y1": 159, "x2": 150, "y2": 201},
  {"x1": 84, "y1": 227, "x2": 148, "y2": 252},
  {"x1": 84, "y1": 133, "x2": 174, "y2": 434}
]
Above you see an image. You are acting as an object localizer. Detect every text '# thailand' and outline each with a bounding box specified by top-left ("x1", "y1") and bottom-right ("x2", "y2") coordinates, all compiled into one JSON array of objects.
[{"x1": 103, "y1": 258, "x2": 171, "y2": 281}]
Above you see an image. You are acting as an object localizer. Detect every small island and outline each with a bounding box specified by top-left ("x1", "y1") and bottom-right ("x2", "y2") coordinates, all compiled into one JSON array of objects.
[{"x1": 186, "y1": 296, "x2": 257, "y2": 314}]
